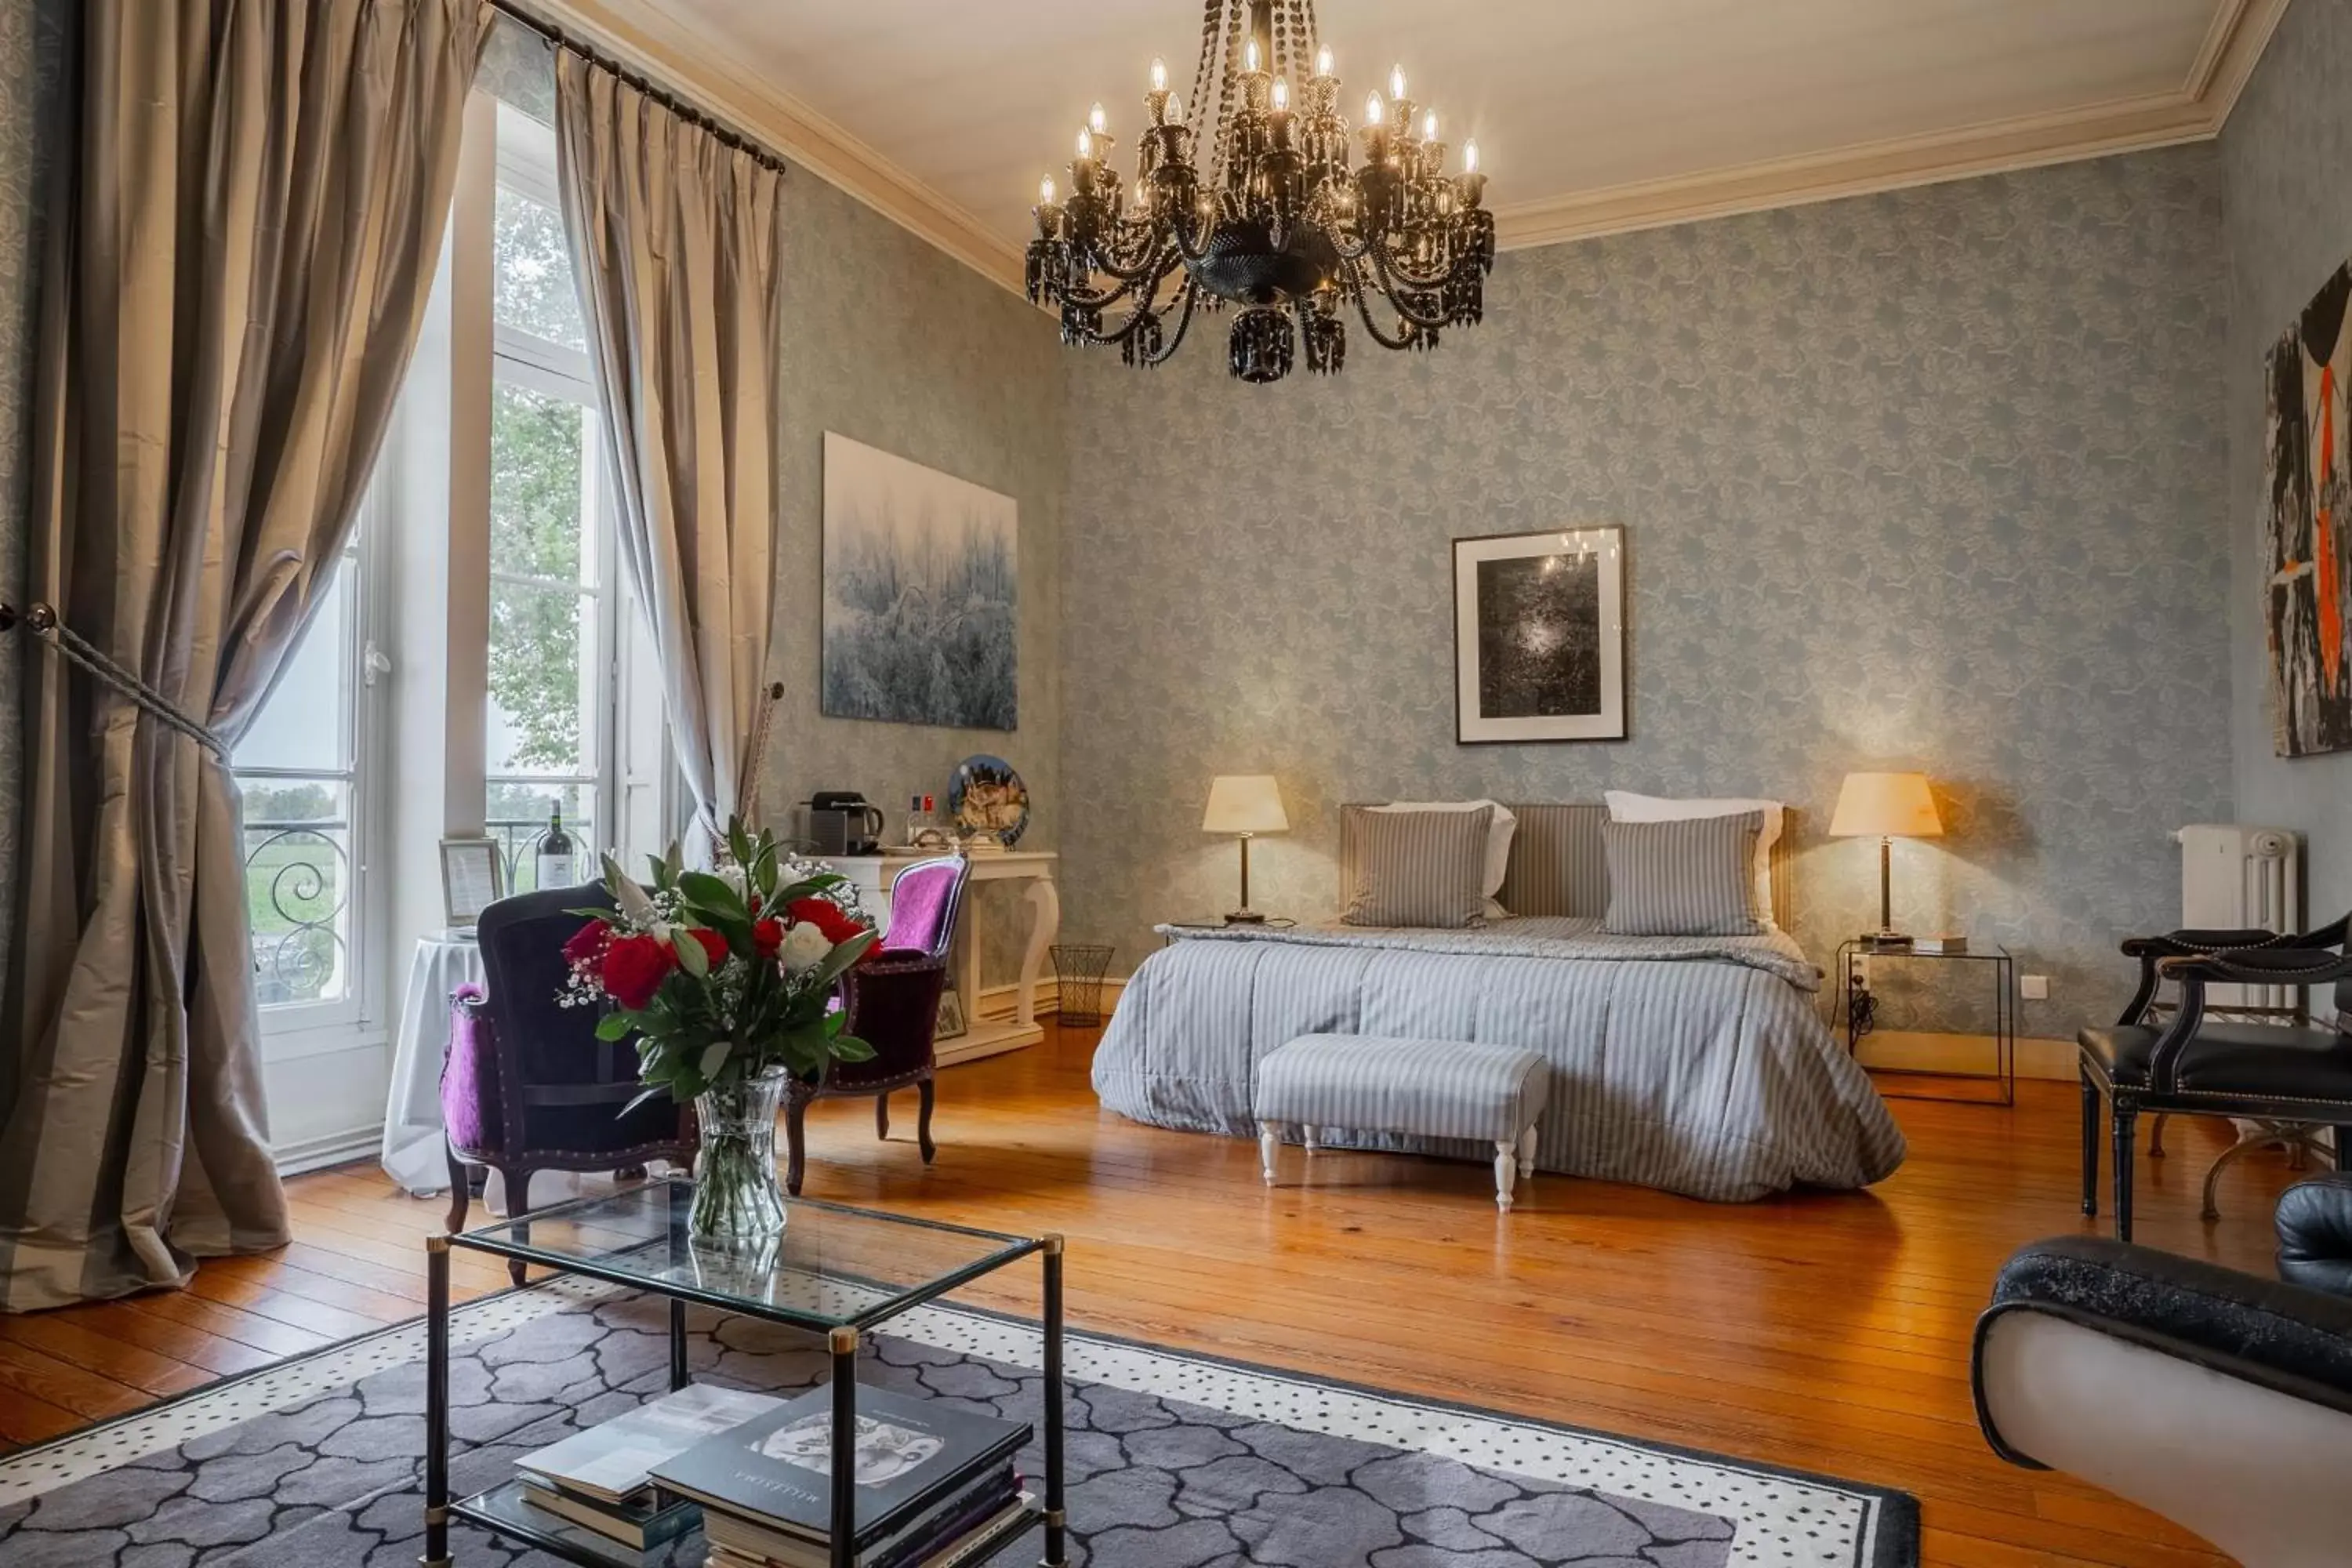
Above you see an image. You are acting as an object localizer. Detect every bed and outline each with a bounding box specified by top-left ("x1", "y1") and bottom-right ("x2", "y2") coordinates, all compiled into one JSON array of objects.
[{"x1": 1090, "y1": 803, "x2": 1907, "y2": 1201}]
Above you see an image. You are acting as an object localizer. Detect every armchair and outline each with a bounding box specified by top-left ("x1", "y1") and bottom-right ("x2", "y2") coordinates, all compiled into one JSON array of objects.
[
  {"x1": 2078, "y1": 920, "x2": 2352, "y2": 1241},
  {"x1": 784, "y1": 855, "x2": 971, "y2": 1196},
  {"x1": 1973, "y1": 1181, "x2": 2352, "y2": 1566},
  {"x1": 441, "y1": 884, "x2": 696, "y2": 1277}
]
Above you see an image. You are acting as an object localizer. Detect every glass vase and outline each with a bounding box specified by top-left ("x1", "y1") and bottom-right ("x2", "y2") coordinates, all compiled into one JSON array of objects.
[{"x1": 689, "y1": 1063, "x2": 789, "y2": 1241}]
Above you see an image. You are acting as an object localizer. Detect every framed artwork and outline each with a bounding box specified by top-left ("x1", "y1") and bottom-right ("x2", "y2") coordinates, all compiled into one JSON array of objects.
[
  {"x1": 2265, "y1": 260, "x2": 2352, "y2": 757},
  {"x1": 935, "y1": 986, "x2": 968, "y2": 1041},
  {"x1": 822, "y1": 432, "x2": 1018, "y2": 731},
  {"x1": 1453, "y1": 527, "x2": 1627, "y2": 743},
  {"x1": 439, "y1": 837, "x2": 504, "y2": 927}
]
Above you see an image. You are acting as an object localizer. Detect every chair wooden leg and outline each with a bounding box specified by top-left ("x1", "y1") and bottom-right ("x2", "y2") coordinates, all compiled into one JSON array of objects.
[
  {"x1": 2079, "y1": 1072, "x2": 2100, "y2": 1218},
  {"x1": 2111, "y1": 1097, "x2": 2138, "y2": 1244},
  {"x1": 504, "y1": 1167, "x2": 533, "y2": 1287},
  {"x1": 917, "y1": 1078, "x2": 937, "y2": 1166},
  {"x1": 786, "y1": 1097, "x2": 808, "y2": 1197},
  {"x1": 877, "y1": 1093, "x2": 891, "y2": 1142},
  {"x1": 2336, "y1": 1126, "x2": 2350, "y2": 1174},
  {"x1": 443, "y1": 1144, "x2": 472, "y2": 1236}
]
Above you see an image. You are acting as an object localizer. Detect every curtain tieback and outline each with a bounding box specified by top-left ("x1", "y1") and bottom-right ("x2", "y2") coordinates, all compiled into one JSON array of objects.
[{"x1": 0, "y1": 600, "x2": 230, "y2": 758}]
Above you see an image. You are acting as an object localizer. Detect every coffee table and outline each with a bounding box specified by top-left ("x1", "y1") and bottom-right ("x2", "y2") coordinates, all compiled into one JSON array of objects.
[{"x1": 423, "y1": 1176, "x2": 1065, "y2": 1568}]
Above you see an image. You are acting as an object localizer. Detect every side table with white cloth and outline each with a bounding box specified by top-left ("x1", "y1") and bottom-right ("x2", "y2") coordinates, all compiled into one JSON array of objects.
[{"x1": 379, "y1": 929, "x2": 641, "y2": 1214}]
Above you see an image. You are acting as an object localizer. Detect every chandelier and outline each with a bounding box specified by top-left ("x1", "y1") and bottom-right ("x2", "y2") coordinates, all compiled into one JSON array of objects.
[{"x1": 1025, "y1": 0, "x2": 1493, "y2": 384}]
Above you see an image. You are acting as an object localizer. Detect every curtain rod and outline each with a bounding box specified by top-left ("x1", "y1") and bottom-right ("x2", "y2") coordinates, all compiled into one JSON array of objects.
[{"x1": 485, "y1": 0, "x2": 795, "y2": 179}]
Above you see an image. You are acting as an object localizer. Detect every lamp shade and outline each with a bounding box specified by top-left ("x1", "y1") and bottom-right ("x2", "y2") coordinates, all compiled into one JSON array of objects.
[
  {"x1": 1828, "y1": 771, "x2": 1943, "y2": 839},
  {"x1": 1202, "y1": 775, "x2": 1289, "y2": 835}
]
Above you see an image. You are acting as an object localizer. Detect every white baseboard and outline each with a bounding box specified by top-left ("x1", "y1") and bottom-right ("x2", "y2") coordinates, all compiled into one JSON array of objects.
[
  {"x1": 273, "y1": 1123, "x2": 384, "y2": 1178},
  {"x1": 1853, "y1": 1029, "x2": 2074, "y2": 1081}
]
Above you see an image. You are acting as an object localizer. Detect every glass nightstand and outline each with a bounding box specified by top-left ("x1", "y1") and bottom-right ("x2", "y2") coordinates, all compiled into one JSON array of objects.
[{"x1": 1835, "y1": 939, "x2": 2016, "y2": 1106}]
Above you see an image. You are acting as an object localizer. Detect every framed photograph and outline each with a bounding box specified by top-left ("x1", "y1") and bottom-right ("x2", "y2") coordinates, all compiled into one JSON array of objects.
[
  {"x1": 440, "y1": 837, "x2": 504, "y2": 927},
  {"x1": 935, "y1": 986, "x2": 968, "y2": 1041},
  {"x1": 822, "y1": 432, "x2": 1018, "y2": 731},
  {"x1": 1453, "y1": 527, "x2": 1627, "y2": 743}
]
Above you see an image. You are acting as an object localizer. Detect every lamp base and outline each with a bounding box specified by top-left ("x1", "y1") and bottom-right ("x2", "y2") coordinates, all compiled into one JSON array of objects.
[{"x1": 1224, "y1": 909, "x2": 1269, "y2": 926}]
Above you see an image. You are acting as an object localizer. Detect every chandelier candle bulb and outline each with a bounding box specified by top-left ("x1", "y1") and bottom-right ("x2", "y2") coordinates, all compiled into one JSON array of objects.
[
  {"x1": 1150, "y1": 55, "x2": 1168, "y2": 92},
  {"x1": 1389, "y1": 63, "x2": 1406, "y2": 100},
  {"x1": 1315, "y1": 44, "x2": 1334, "y2": 78},
  {"x1": 1089, "y1": 101, "x2": 1108, "y2": 135}
]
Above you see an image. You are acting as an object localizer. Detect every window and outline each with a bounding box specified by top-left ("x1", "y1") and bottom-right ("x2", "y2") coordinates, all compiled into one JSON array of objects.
[
  {"x1": 484, "y1": 106, "x2": 617, "y2": 892},
  {"x1": 232, "y1": 534, "x2": 371, "y2": 1017}
]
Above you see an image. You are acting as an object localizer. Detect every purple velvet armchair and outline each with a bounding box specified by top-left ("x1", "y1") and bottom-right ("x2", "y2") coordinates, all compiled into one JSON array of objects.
[
  {"x1": 784, "y1": 855, "x2": 971, "y2": 1196},
  {"x1": 441, "y1": 884, "x2": 695, "y2": 1277}
]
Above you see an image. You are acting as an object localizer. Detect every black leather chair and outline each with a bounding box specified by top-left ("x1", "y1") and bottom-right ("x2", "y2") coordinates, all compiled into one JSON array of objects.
[
  {"x1": 1973, "y1": 1178, "x2": 2352, "y2": 1566},
  {"x1": 2078, "y1": 919, "x2": 2352, "y2": 1241}
]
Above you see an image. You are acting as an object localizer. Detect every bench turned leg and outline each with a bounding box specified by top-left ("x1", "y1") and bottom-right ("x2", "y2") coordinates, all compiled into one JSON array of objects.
[
  {"x1": 1516, "y1": 1125, "x2": 1537, "y2": 1178},
  {"x1": 1258, "y1": 1122, "x2": 1281, "y2": 1186},
  {"x1": 1494, "y1": 1142, "x2": 1518, "y2": 1211},
  {"x1": 1302, "y1": 1126, "x2": 1323, "y2": 1155}
]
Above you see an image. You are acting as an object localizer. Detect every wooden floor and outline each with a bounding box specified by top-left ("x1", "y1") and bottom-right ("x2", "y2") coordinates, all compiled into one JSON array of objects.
[{"x1": 0, "y1": 1024, "x2": 2312, "y2": 1566}]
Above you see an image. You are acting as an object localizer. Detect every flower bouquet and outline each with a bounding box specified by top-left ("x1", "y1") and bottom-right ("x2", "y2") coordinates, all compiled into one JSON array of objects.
[{"x1": 560, "y1": 818, "x2": 878, "y2": 1239}]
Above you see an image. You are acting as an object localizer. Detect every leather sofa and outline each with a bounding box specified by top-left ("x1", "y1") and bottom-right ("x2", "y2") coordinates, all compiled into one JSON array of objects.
[{"x1": 1973, "y1": 1174, "x2": 2352, "y2": 1566}]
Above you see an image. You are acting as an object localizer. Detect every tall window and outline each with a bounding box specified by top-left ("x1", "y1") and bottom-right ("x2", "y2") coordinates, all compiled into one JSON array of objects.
[
  {"x1": 484, "y1": 106, "x2": 616, "y2": 891},
  {"x1": 230, "y1": 535, "x2": 369, "y2": 1015}
]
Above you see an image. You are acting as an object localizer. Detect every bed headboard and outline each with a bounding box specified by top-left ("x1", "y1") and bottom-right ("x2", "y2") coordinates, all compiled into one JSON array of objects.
[{"x1": 1338, "y1": 802, "x2": 1795, "y2": 920}]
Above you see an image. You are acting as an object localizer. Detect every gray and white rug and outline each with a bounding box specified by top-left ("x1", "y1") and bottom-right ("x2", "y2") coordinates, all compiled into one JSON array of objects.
[{"x1": 0, "y1": 1278, "x2": 1916, "y2": 1566}]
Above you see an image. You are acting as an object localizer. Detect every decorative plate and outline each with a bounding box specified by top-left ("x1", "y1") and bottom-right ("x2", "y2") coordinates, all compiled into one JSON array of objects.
[{"x1": 948, "y1": 755, "x2": 1029, "y2": 848}]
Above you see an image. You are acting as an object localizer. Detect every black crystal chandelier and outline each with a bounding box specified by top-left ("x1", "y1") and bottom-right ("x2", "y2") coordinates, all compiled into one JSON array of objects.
[{"x1": 1025, "y1": 0, "x2": 1493, "y2": 384}]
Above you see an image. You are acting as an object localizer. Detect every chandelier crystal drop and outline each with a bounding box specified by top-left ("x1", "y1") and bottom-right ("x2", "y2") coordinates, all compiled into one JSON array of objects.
[{"x1": 1025, "y1": 0, "x2": 1494, "y2": 385}]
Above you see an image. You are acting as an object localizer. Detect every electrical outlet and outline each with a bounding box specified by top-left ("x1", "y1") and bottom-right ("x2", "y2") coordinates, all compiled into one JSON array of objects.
[{"x1": 2020, "y1": 975, "x2": 2049, "y2": 1001}]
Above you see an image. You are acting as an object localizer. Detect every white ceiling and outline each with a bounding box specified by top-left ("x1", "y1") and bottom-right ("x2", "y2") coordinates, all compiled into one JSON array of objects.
[{"x1": 563, "y1": 0, "x2": 2287, "y2": 290}]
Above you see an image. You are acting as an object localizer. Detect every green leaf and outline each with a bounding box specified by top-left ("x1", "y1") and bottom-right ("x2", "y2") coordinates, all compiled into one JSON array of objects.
[
  {"x1": 802, "y1": 930, "x2": 878, "y2": 993},
  {"x1": 832, "y1": 1033, "x2": 877, "y2": 1063},
  {"x1": 619, "y1": 1083, "x2": 673, "y2": 1119},
  {"x1": 728, "y1": 818, "x2": 754, "y2": 873},
  {"x1": 563, "y1": 906, "x2": 617, "y2": 923},
  {"x1": 673, "y1": 930, "x2": 710, "y2": 978},
  {"x1": 594, "y1": 1011, "x2": 637, "y2": 1041},
  {"x1": 679, "y1": 870, "x2": 750, "y2": 921}
]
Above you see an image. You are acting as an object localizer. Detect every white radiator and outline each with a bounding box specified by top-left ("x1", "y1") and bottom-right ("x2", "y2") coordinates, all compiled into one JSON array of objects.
[{"x1": 2175, "y1": 825, "x2": 2299, "y2": 1012}]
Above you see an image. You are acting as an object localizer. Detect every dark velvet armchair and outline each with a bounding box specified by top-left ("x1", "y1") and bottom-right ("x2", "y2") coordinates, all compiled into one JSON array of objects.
[
  {"x1": 2077, "y1": 914, "x2": 2352, "y2": 1242},
  {"x1": 441, "y1": 884, "x2": 696, "y2": 1276},
  {"x1": 784, "y1": 855, "x2": 970, "y2": 1196}
]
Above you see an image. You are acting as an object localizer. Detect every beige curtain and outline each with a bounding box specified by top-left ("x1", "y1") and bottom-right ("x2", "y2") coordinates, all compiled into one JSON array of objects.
[
  {"x1": 0, "y1": 0, "x2": 491, "y2": 1312},
  {"x1": 554, "y1": 54, "x2": 784, "y2": 840}
]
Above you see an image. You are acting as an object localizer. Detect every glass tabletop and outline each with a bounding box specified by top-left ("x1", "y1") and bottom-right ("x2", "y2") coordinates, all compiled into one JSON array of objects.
[{"x1": 450, "y1": 1177, "x2": 1044, "y2": 1331}]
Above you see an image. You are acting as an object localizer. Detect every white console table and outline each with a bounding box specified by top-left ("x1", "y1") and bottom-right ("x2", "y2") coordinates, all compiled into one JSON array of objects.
[{"x1": 822, "y1": 850, "x2": 1060, "y2": 1067}]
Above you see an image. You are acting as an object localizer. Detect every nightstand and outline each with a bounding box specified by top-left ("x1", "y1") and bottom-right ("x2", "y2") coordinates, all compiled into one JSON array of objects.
[{"x1": 1835, "y1": 939, "x2": 2016, "y2": 1106}]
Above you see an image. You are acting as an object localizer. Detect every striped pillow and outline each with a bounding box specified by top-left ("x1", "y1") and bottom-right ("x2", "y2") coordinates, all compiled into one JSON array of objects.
[
  {"x1": 1602, "y1": 811, "x2": 1765, "y2": 937},
  {"x1": 1341, "y1": 806, "x2": 1494, "y2": 928}
]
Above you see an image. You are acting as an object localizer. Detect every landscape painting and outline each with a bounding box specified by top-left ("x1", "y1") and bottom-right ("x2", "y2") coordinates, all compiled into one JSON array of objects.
[
  {"x1": 822, "y1": 433, "x2": 1018, "y2": 731},
  {"x1": 2265, "y1": 259, "x2": 2352, "y2": 757},
  {"x1": 1454, "y1": 528, "x2": 1626, "y2": 743}
]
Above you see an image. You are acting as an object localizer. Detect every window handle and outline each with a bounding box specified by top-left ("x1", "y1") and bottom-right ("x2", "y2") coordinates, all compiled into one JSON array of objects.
[{"x1": 363, "y1": 641, "x2": 392, "y2": 687}]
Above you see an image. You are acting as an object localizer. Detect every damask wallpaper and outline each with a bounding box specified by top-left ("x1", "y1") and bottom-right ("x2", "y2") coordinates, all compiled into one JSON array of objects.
[
  {"x1": 0, "y1": 0, "x2": 67, "y2": 985},
  {"x1": 1061, "y1": 148, "x2": 2235, "y2": 1030},
  {"x1": 2225, "y1": 0, "x2": 2352, "y2": 944}
]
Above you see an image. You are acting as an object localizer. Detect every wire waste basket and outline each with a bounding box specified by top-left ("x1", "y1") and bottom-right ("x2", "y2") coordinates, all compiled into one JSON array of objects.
[{"x1": 1050, "y1": 944, "x2": 1116, "y2": 1028}]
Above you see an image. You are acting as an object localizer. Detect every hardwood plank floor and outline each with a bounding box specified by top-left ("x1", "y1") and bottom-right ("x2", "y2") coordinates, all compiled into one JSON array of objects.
[{"x1": 0, "y1": 1023, "x2": 2313, "y2": 1566}]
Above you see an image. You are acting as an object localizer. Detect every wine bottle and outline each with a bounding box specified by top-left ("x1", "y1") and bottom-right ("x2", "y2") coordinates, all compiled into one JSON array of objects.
[{"x1": 536, "y1": 805, "x2": 576, "y2": 891}]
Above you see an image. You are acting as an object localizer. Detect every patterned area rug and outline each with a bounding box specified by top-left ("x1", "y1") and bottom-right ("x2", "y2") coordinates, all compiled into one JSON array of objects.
[{"x1": 0, "y1": 1277, "x2": 1916, "y2": 1566}]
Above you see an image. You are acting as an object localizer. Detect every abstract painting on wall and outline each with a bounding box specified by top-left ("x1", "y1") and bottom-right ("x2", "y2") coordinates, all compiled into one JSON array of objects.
[
  {"x1": 2265, "y1": 260, "x2": 2352, "y2": 758},
  {"x1": 1453, "y1": 527, "x2": 1626, "y2": 743},
  {"x1": 822, "y1": 433, "x2": 1018, "y2": 731}
]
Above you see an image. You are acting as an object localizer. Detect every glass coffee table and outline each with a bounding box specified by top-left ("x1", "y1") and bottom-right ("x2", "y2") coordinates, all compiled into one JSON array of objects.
[{"x1": 422, "y1": 1177, "x2": 1065, "y2": 1568}]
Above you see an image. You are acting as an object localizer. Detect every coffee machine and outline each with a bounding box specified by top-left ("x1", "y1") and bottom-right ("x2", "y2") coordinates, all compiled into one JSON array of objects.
[{"x1": 801, "y1": 791, "x2": 885, "y2": 856}]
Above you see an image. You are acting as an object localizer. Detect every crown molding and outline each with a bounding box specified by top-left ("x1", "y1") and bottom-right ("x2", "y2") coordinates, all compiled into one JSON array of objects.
[
  {"x1": 528, "y1": 0, "x2": 2289, "y2": 286},
  {"x1": 521, "y1": 0, "x2": 1029, "y2": 293}
]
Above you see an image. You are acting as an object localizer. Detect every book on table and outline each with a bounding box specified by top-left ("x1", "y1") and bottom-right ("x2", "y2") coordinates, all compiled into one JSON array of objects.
[
  {"x1": 652, "y1": 1383, "x2": 1030, "y2": 1566},
  {"x1": 512, "y1": 1381, "x2": 783, "y2": 1545},
  {"x1": 702, "y1": 1494, "x2": 1034, "y2": 1568}
]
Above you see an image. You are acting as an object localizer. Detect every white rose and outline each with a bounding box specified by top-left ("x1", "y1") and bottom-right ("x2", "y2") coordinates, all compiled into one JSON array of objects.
[{"x1": 780, "y1": 921, "x2": 833, "y2": 975}]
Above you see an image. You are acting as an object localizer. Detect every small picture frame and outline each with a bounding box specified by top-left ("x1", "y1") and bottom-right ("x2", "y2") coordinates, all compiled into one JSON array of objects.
[
  {"x1": 1454, "y1": 526, "x2": 1628, "y2": 743},
  {"x1": 440, "y1": 837, "x2": 504, "y2": 927},
  {"x1": 935, "y1": 986, "x2": 968, "y2": 1041}
]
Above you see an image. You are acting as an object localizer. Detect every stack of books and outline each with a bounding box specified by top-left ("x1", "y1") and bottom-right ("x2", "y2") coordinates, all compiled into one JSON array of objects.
[
  {"x1": 654, "y1": 1384, "x2": 1033, "y2": 1568},
  {"x1": 512, "y1": 1382, "x2": 785, "y2": 1555}
]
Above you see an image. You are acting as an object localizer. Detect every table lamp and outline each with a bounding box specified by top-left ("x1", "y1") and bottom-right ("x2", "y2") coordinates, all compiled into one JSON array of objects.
[
  {"x1": 1829, "y1": 771, "x2": 1943, "y2": 949},
  {"x1": 1202, "y1": 775, "x2": 1288, "y2": 924}
]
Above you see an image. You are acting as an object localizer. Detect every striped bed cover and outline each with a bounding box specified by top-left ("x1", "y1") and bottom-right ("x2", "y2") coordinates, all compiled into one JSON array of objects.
[{"x1": 1091, "y1": 804, "x2": 1902, "y2": 1202}]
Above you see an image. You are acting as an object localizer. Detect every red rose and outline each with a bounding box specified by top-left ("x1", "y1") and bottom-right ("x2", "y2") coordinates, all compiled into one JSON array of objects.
[
  {"x1": 600, "y1": 932, "x2": 675, "y2": 1010},
  {"x1": 562, "y1": 920, "x2": 609, "y2": 967},
  {"x1": 753, "y1": 916, "x2": 785, "y2": 958},
  {"x1": 686, "y1": 927, "x2": 730, "y2": 968},
  {"x1": 786, "y1": 897, "x2": 865, "y2": 946}
]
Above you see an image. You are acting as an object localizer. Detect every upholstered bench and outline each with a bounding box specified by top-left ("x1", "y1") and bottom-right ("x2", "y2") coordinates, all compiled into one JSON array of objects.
[{"x1": 1252, "y1": 1033, "x2": 1550, "y2": 1210}]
